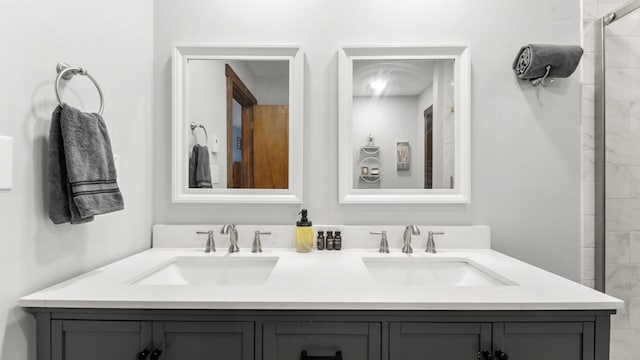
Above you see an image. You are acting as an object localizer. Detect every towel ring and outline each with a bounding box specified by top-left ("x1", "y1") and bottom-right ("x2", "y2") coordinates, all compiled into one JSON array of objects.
[
  {"x1": 190, "y1": 122, "x2": 208, "y2": 145},
  {"x1": 55, "y1": 62, "x2": 105, "y2": 115}
]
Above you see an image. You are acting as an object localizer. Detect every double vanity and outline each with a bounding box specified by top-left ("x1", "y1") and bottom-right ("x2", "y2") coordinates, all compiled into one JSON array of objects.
[
  {"x1": 19, "y1": 44, "x2": 620, "y2": 360},
  {"x1": 20, "y1": 225, "x2": 622, "y2": 360}
]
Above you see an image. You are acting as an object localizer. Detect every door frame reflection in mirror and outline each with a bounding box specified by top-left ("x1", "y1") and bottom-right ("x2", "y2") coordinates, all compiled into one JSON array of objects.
[
  {"x1": 172, "y1": 45, "x2": 304, "y2": 204},
  {"x1": 338, "y1": 45, "x2": 471, "y2": 204},
  {"x1": 225, "y1": 64, "x2": 258, "y2": 189}
]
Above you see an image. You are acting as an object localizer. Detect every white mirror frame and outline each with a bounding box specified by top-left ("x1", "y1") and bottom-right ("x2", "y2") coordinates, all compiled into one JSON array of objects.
[
  {"x1": 338, "y1": 45, "x2": 471, "y2": 204},
  {"x1": 172, "y1": 45, "x2": 304, "y2": 204}
]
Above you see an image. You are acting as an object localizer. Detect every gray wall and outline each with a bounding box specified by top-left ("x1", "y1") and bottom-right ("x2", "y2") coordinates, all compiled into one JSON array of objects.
[
  {"x1": 154, "y1": 0, "x2": 582, "y2": 280},
  {"x1": 0, "y1": 0, "x2": 154, "y2": 358}
]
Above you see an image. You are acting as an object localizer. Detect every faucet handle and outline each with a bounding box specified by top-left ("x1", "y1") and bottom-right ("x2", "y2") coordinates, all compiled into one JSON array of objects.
[
  {"x1": 253, "y1": 231, "x2": 271, "y2": 253},
  {"x1": 370, "y1": 231, "x2": 389, "y2": 253},
  {"x1": 426, "y1": 231, "x2": 444, "y2": 254},
  {"x1": 196, "y1": 230, "x2": 216, "y2": 253}
]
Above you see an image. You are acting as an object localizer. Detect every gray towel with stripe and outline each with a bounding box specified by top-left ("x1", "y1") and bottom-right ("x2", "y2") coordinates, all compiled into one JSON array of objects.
[{"x1": 48, "y1": 104, "x2": 124, "y2": 224}]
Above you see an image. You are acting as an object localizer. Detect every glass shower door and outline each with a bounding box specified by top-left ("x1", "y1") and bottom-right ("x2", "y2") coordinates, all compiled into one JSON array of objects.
[{"x1": 598, "y1": 1, "x2": 640, "y2": 358}]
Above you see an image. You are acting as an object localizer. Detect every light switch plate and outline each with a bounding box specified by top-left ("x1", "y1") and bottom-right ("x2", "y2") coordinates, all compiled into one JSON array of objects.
[
  {"x1": 0, "y1": 136, "x2": 13, "y2": 190},
  {"x1": 211, "y1": 133, "x2": 219, "y2": 152}
]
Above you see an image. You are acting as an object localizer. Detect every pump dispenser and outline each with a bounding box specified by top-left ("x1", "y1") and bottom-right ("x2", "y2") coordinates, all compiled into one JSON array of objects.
[{"x1": 295, "y1": 209, "x2": 314, "y2": 253}]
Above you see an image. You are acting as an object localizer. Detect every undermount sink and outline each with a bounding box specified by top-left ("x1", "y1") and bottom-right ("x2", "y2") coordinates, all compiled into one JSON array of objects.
[
  {"x1": 131, "y1": 256, "x2": 279, "y2": 286},
  {"x1": 362, "y1": 257, "x2": 515, "y2": 287}
]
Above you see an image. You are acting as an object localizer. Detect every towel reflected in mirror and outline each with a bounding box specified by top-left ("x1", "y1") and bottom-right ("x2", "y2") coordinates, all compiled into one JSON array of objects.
[{"x1": 189, "y1": 144, "x2": 213, "y2": 188}]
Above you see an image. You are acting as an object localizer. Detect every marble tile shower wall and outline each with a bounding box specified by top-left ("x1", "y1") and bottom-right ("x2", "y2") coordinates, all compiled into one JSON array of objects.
[{"x1": 584, "y1": 0, "x2": 640, "y2": 358}]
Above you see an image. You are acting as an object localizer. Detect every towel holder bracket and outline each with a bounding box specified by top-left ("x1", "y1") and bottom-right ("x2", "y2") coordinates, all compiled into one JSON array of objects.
[
  {"x1": 530, "y1": 65, "x2": 555, "y2": 87},
  {"x1": 56, "y1": 62, "x2": 86, "y2": 80},
  {"x1": 55, "y1": 62, "x2": 104, "y2": 115},
  {"x1": 190, "y1": 121, "x2": 209, "y2": 145}
]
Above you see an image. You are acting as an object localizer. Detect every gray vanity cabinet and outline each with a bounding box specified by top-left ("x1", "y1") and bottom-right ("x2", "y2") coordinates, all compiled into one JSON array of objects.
[
  {"x1": 34, "y1": 310, "x2": 613, "y2": 360},
  {"x1": 492, "y1": 322, "x2": 595, "y2": 360},
  {"x1": 262, "y1": 322, "x2": 381, "y2": 360},
  {"x1": 389, "y1": 322, "x2": 492, "y2": 360},
  {"x1": 51, "y1": 320, "x2": 152, "y2": 360},
  {"x1": 153, "y1": 321, "x2": 254, "y2": 360},
  {"x1": 49, "y1": 320, "x2": 252, "y2": 360}
]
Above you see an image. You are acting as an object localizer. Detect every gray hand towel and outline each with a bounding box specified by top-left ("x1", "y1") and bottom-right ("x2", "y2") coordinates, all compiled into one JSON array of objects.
[
  {"x1": 188, "y1": 144, "x2": 213, "y2": 188},
  {"x1": 48, "y1": 104, "x2": 124, "y2": 224},
  {"x1": 513, "y1": 44, "x2": 584, "y2": 80},
  {"x1": 188, "y1": 145, "x2": 197, "y2": 188}
]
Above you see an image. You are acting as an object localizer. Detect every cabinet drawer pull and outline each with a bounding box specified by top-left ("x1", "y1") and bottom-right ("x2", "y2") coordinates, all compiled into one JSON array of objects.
[
  {"x1": 300, "y1": 350, "x2": 343, "y2": 360},
  {"x1": 137, "y1": 349, "x2": 150, "y2": 360},
  {"x1": 481, "y1": 350, "x2": 494, "y2": 360},
  {"x1": 150, "y1": 348, "x2": 163, "y2": 360}
]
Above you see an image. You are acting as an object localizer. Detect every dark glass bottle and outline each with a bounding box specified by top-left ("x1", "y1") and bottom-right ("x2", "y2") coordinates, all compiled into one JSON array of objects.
[
  {"x1": 334, "y1": 231, "x2": 342, "y2": 250},
  {"x1": 326, "y1": 231, "x2": 334, "y2": 250},
  {"x1": 316, "y1": 231, "x2": 325, "y2": 250}
]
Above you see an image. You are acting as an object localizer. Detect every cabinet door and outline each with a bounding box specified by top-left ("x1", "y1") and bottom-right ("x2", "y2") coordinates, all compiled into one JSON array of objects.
[
  {"x1": 389, "y1": 322, "x2": 492, "y2": 360},
  {"x1": 152, "y1": 322, "x2": 253, "y2": 360},
  {"x1": 263, "y1": 322, "x2": 381, "y2": 360},
  {"x1": 492, "y1": 322, "x2": 595, "y2": 360},
  {"x1": 52, "y1": 320, "x2": 152, "y2": 360}
]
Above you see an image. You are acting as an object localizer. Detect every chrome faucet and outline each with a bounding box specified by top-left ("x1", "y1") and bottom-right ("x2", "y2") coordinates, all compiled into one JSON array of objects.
[
  {"x1": 426, "y1": 231, "x2": 445, "y2": 254},
  {"x1": 370, "y1": 231, "x2": 389, "y2": 253},
  {"x1": 402, "y1": 225, "x2": 420, "y2": 253},
  {"x1": 220, "y1": 224, "x2": 240, "y2": 253},
  {"x1": 196, "y1": 230, "x2": 216, "y2": 253},
  {"x1": 252, "y1": 231, "x2": 271, "y2": 253}
]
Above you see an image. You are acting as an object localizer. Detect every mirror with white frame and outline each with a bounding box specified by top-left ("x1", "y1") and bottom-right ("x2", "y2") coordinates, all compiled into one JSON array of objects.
[
  {"x1": 172, "y1": 46, "x2": 303, "y2": 203},
  {"x1": 338, "y1": 45, "x2": 470, "y2": 204}
]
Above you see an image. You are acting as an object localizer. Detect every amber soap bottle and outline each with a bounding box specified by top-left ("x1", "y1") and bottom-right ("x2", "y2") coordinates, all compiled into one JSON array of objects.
[{"x1": 295, "y1": 209, "x2": 314, "y2": 252}]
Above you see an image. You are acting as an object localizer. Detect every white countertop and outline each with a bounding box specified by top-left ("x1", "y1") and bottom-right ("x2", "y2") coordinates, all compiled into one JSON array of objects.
[{"x1": 19, "y1": 247, "x2": 623, "y2": 311}]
